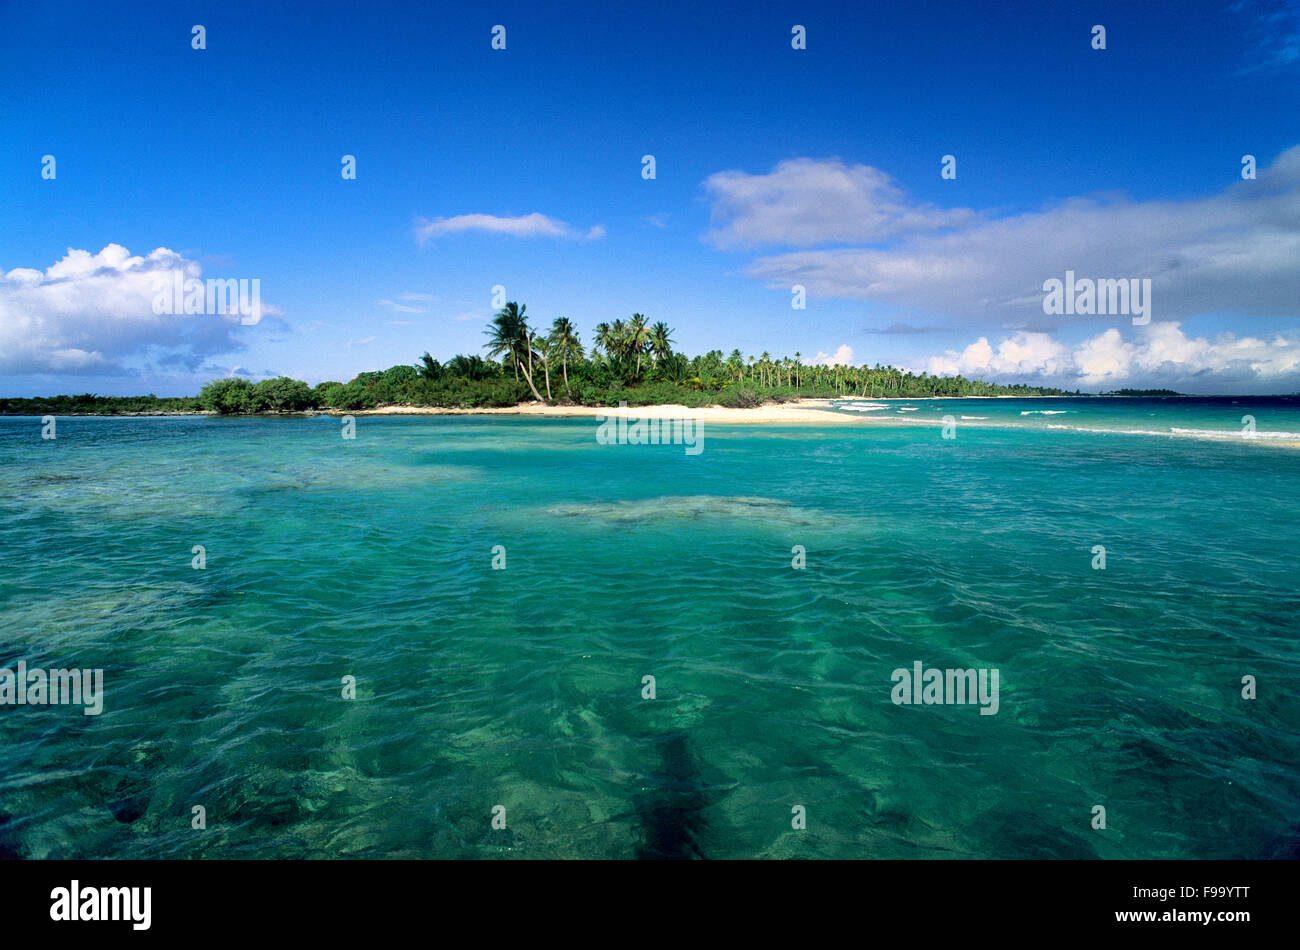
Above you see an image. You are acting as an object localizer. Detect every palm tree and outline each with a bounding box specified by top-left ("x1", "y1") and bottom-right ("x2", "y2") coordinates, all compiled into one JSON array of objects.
[
  {"x1": 525, "y1": 327, "x2": 537, "y2": 394},
  {"x1": 659, "y1": 352, "x2": 691, "y2": 384},
  {"x1": 793, "y1": 352, "x2": 802, "y2": 388},
  {"x1": 485, "y1": 303, "x2": 523, "y2": 381},
  {"x1": 609, "y1": 318, "x2": 629, "y2": 363},
  {"x1": 536, "y1": 336, "x2": 554, "y2": 401},
  {"x1": 727, "y1": 349, "x2": 744, "y2": 382},
  {"x1": 445, "y1": 354, "x2": 492, "y2": 380},
  {"x1": 593, "y1": 321, "x2": 612, "y2": 357},
  {"x1": 627, "y1": 313, "x2": 650, "y2": 374},
  {"x1": 484, "y1": 302, "x2": 546, "y2": 402},
  {"x1": 548, "y1": 317, "x2": 583, "y2": 391},
  {"x1": 648, "y1": 321, "x2": 674, "y2": 365},
  {"x1": 416, "y1": 352, "x2": 441, "y2": 380}
]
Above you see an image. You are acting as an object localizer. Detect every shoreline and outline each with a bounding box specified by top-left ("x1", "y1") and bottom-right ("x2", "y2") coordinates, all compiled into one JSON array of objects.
[
  {"x1": 2, "y1": 398, "x2": 1296, "y2": 447},
  {"x1": 1, "y1": 393, "x2": 1293, "y2": 424},
  {"x1": 342, "y1": 397, "x2": 861, "y2": 424}
]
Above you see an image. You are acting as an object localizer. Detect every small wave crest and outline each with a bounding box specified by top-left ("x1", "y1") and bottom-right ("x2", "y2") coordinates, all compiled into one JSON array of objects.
[
  {"x1": 1039, "y1": 423, "x2": 1300, "y2": 446},
  {"x1": 1170, "y1": 427, "x2": 1300, "y2": 440}
]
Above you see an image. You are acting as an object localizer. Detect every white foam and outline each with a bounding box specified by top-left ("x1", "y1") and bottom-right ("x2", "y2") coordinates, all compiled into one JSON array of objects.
[
  {"x1": 1171, "y1": 427, "x2": 1300, "y2": 440},
  {"x1": 1047, "y1": 424, "x2": 1169, "y2": 437},
  {"x1": 1040, "y1": 423, "x2": 1300, "y2": 444}
]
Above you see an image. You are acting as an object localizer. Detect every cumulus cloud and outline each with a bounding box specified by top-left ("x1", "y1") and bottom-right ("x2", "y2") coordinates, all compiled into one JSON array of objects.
[
  {"x1": 0, "y1": 244, "x2": 272, "y2": 377},
  {"x1": 704, "y1": 158, "x2": 975, "y2": 249},
  {"x1": 812, "y1": 344, "x2": 855, "y2": 366},
  {"x1": 721, "y1": 148, "x2": 1300, "y2": 327},
  {"x1": 925, "y1": 332, "x2": 1071, "y2": 379},
  {"x1": 923, "y1": 322, "x2": 1300, "y2": 393},
  {"x1": 415, "y1": 212, "x2": 605, "y2": 243}
]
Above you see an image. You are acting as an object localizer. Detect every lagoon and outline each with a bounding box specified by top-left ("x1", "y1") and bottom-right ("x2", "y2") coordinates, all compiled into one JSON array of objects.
[{"x1": 0, "y1": 398, "x2": 1297, "y2": 858}]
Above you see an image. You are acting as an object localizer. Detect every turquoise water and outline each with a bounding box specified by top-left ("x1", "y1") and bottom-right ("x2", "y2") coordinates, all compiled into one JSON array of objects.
[
  {"x1": 1, "y1": 397, "x2": 1297, "y2": 859},
  {"x1": 828, "y1": 393, "x2": 1300, "y2": 443}
]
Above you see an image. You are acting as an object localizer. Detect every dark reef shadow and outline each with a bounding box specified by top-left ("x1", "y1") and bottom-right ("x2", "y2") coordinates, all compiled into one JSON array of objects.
[{"x1": 633, "y1": 731, "x2": 728, "y2": 860}]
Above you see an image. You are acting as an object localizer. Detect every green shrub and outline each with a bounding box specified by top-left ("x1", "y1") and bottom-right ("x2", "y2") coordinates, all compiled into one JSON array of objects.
[
  {"x1": 251, "y1": 376, "x2": 316, "y2": 411},
  {"x1": 198, "y1": 377, "x2": 256, "y2": 414},
  {"x1": 321, "y1": 380, "x2": 378, "y2": 410}
]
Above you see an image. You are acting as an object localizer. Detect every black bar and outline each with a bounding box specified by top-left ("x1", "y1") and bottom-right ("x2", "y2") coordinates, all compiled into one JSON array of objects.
[{"x1": 0, "y1": 859, "x2": 1287, "y2": 938}]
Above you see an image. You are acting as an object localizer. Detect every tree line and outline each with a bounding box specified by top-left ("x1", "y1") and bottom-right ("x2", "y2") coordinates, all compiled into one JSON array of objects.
[{"x1": 0, "y1": 302, "x2": 1077, "y2": 415}]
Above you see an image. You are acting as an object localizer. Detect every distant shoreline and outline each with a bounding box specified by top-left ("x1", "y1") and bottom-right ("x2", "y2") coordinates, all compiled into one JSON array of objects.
[{"x1": 1, "y1": 392, "x2": 1294, "y2": 422}]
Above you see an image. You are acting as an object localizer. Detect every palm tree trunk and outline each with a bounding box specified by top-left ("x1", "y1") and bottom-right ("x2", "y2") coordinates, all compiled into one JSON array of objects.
[
  {"x1": 520, "y1": 363, "x2": 546, "y2": 403},
  {"x1": 514, "y1": 340, "x2": 546, "y2": 403}
]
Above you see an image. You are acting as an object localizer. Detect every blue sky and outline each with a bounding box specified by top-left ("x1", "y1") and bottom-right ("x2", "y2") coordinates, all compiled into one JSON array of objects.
[{"x1": 1, "y1": 0, "x2": 1298, "y2": 395}]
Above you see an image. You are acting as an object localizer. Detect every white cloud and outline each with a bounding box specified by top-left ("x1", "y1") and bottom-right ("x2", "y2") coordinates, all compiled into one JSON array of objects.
[
  {"x1": 923, "y1": 322, "x2": 1300, "y2": 392},
  {"x1": 0, "y1": 244, "x2": 270, "y2": 376},
  {"x1": 347, "y1": 336, "x2": 376, "y2": 348},
  {"x1": 812, "y1": 344, "x2": 855, "y2": 366},
  {"x1": 377, "y1": 298, "x2": 425, "y2": 314},
  {"x1": 925, "y1": 332, "x2": 1070, "y2": 378},
  {"x1": 721, "y1": 148, "x2": 1300, "y2": 326},
  {"x1": 415, "y1": 212, "x2": 605, "y2": 243},
  {"x1": 704, "y1": 158, "x2": 974, "y2": 249}
]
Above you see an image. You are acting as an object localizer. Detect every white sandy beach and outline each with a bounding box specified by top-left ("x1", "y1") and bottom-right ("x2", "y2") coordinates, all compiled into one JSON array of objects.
[{"x1": 345, "y1": 397, "x2": 873, "y2": 424}]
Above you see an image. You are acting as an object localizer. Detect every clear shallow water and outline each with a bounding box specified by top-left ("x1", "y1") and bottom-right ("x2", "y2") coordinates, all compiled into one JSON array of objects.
[
  {"x1": 0, "y1": 399, "x2": 1297, "y2": 859},
  {"x1": 829, "y1": 394, "x2": 1300, "y2": 444}
]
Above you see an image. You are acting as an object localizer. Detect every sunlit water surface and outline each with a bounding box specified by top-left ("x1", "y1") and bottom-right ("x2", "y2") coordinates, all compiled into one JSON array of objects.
[{"x1": 1, "y1": 398, "x2": 1297, "y2": 858}]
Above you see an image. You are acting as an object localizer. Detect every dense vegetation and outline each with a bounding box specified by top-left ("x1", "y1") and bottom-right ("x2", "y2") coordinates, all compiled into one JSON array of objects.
[
  {"x1": 1101, "y1": 388, "x2": 1182, "y2": 397},
  {"x1": 2, "y1": 303, "x2": 1083, "y2": 415},
  {"x1": 0, "y1": 393, "x2": 203, "y2": 415}
]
